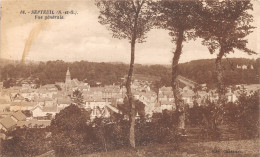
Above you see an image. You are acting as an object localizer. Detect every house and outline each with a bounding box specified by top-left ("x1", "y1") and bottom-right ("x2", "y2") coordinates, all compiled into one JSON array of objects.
[
  {"x1": 20, "y1": 102, "x2": 37, "y2": 110},
  {"x1": 10, "y1": 101, "x2": 37, "y2": 112},
  {"x1": 0, "y1": 117, "x2": 16, "y2": 131},
  {"x1": 57, "y1": 98, "x2": 71, "y2": 111},
  {"x1": 31, "y1": 104, "x2": 58, "y2": 118},
  {"x1": 17, "y1": 119, "x2": 51, "y2": 128},
  {"x1": 10, "y1": 102, "x2": 22, "y2": 111},
  {"x1": 0, "y1": 101, "x2": 10, "y2": 112},
  {"x1": 0, "y1": 92, "x2": 11, "y2": 102},
  {"x1": 90, "y1": 105, "x2": 111, "y2": 119},
  {"x1": 160, "y1": 101, "x2": 175, "y2": 111},
  {"x1": 181, "y1": 88, "x2": 195, "y2": 107},
  {"x1": 0, "y1": 112, "x2": 12, "y2": 118},
  {"x1": 226, "y1": 92, "x2": 238, "y2": 103},
  {"x1": 237, "y1": 65, "x2": 242, "y2": 69},
  {"x1": 85, "y1": 98, "x2": 119, "y2": 119},
  {"x1": 86, "y1": 99, "x2": 108, "y2": 109},
  {"x1": 10, "y1": 111, "x2": 27, "y2": 122},
  {"x1": 177, "y1": 75, "x2": 198, "y2": 89},
  {"x1": 201, "y1": 84, "x2": 207, "y2": 91},
  {"x1": 242, "y1": 65, "x2": 247, "y2": 69},
  {"x1": 153, "y1": 102, "x2": 162, "y2": 113}
]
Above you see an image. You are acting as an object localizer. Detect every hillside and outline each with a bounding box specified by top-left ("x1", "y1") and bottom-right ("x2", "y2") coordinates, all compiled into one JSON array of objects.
[
  {"x1": 178, "y1": 58, "x2": 259, "y2": 87},
  {"x1": 0, "y1": 58, "x2": 259, "y2": 88}
]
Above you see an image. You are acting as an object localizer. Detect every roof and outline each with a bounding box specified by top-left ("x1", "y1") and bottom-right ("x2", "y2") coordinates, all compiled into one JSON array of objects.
[
  {"x1": 57, "y1": 98, "x2": 72, "y2": 104},
  {"x1": 106, "y1": 104, "x2": 119, "y2": 113},
  {"x1": 160, "y1": 86, "x2": 172, "y2": 92},
  {"x1": 17, "y1": 119, "x2": 51, "y2": 128},
  {"x1": 0, "y1": 112, "x2": 12, "y2": 116},
  {"x1": 154, "y1": 102, "x2": 161, "y2": 107},
  {"x1": 90, "y1": 87, "x2": 104, "y2": 92},
  {"x1": 0, "y1": 99, "x2": 9, "y2": 104},
  {"x1": 177, "y1": 75, "x2": 198, "y2": 88},
  {"x1": 113, "y1": 94, "x2": 123, "y2": 99},
  {"x1": 10, "y1": 101, "x2": 22, "y2": 106},
  {"x1": 85, "y1": 97, "x2": 105, "y2": 102},
  {"x1": 52, "y1": 93, "x2": 64, "y2": 99},
  {"x1": 11, "y1": 111, "x2": 27, "y2": 121},
  {"x1": 42, "y1": 105, "x2": 58, "y2": 113},
  {"x1": 160, "y1": 101, "x2": 175, "y2": 106},
  {"x1": 20, "y1": 102, "x2": 37, "y2": 107},
  {"x1": 71, "y1": 79, "x2": 80, "y2": 87},
  {"x1": 34, "y1": 98, "x2": 53, "y2": 102},
  {"x1": 0, "y1": 117, "x2": 16, "y2": 130}
]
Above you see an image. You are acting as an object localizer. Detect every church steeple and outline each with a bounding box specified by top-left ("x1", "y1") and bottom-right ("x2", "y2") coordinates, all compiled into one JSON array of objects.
[{"x1": 65, "y1": 67, "x2": 71, "y2": 84}]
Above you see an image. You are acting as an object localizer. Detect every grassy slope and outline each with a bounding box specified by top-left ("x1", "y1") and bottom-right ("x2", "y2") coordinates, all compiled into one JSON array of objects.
[{"x1": 79, "y1": 139, "x2": 260, "y2": 157}]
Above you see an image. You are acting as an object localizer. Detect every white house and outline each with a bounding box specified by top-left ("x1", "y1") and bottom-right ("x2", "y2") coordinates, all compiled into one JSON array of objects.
[{"x1": 31, "y1": 104, "x2": 58, "y2": 118}]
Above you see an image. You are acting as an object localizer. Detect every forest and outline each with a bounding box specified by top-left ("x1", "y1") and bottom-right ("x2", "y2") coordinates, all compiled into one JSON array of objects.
[{"x1": 0, "y1": 58, "x2": 258, "y2": 88}]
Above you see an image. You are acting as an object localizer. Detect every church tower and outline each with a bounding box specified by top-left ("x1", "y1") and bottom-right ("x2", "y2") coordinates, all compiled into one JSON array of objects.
[
  {"x1": 65, "y1": 67, "x2": 71, "y2": 84},
  {"x1": 65, "y1": 67, "x2": 71, "y2": 91}
]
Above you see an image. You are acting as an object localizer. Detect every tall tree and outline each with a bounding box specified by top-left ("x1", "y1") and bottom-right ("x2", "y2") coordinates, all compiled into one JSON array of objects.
[
  {"x1": 196, "y1": 0, "x2": 256, "y2": 104},
  {"x1": 72, "y1": 89, "x2": 84, "y2": 108},
  {"x1": 96, "y1": 0, "x2": 154, "y2": 148},
  {"x1": 156, "y1": 0, "x2": 202, "y2": 129}
]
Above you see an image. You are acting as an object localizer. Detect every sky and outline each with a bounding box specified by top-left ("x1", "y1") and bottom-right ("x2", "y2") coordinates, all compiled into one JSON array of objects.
[{"x1": 0, "y1": 0, "x2": 259, "y2": 65}]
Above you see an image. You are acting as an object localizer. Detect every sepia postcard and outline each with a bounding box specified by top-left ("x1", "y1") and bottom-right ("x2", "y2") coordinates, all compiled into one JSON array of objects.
[{"x1": 0, "y1": 0, "x2": 259, "y2": 156}]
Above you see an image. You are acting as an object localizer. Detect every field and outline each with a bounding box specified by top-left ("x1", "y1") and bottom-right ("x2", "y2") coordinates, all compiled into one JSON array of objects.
[{"x1": 79, "y1": 139, "x2": 260, "y2": 157}]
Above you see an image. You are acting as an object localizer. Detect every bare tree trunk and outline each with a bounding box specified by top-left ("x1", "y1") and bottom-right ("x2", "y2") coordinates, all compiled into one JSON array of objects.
[
  {"x1": 172, "y1": 29, "x2": 184, "y2": 110},
  {"x1": 209, "y1": 47, "x2": 225, "y2": 138},
  {"x1": 127, "y1": 40, "x2": 136, "y2": 148},
  {"x1": 215, "y1": 48, "x2": 225, "y2": 105},
  {"x1": 171, "y1": 29, "x2": 184, "y2": 129},
  {"x1": 126, "y1": 16, "x2": 138, "y2": 149}
]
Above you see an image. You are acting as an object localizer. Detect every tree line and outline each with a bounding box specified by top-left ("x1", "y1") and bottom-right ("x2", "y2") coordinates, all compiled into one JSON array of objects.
[{"x1": 0, "y1": 58, "x2": 258, "y2": 88}]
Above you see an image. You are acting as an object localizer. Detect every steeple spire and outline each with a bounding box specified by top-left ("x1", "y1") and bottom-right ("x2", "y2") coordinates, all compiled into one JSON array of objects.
[
  {"x1": 66, "y1": 67, "x2": 71, "y2": 76},
  {"x1": 65, "y1": 67, "x2": 71, "y2": 84}
]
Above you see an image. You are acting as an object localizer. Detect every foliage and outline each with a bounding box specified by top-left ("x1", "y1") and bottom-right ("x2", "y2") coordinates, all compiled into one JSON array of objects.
[
  {"x1": 155, "y1": 0, "x2": 202, "y2": 42},
  {"x1": 51, "y1": 104, "x2": 90, "y2": 131},
  {"x1": 187, "y1": 90, "x2": 259, "y2": 140},
  {"x1": 96, "y1": 0, "x2": 155, "y2": 43},
  {"x1": 150, "y1": 110, "x2": 179, "y2": 144},
  {"x1": 91, "y1": 116, "x2": 130, "y2": 152},
  {"x1": 197, "y1": 1, "x2": 255, "y2": 56},
  {"x1": 0, "y1": 58, "x2": 257, "y2": 89},
  {"x1": 187, "y1": 101, "x2": 221, "y2": 140},
  {"x1": 196, "y1": 0, "x2": 256, "y2": 100},
  {"x1": 72, "y1": 89, "x2": 84, "y2": 108},
  {"x1": 0, "y1": 127, "x2": 51, "y2": 157},
  {"x1": 55, "y1": 84, "x2": 62, "y2": 91},
  {"x1": 50, "y1": 104, "x2": 97, "y2": 156},
  {"x1": 223, "y1": 90, "x2": 259, "y2": 139}
]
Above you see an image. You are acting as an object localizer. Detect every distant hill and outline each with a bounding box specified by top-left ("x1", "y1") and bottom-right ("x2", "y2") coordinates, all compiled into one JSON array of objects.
[
  {"x1": 0, "y1": 58, "x2": 259, "y2": 88},
  {"x1": 178, "y1": 58, "x2": 259, "y2": 87},
  {"x1": 0, "y1": 58, "x2": 40, "y2": 67}
]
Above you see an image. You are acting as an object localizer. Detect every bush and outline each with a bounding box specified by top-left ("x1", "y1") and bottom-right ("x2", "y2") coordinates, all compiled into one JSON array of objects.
[
  {"x1": 150, "y1": 110, "x2": 179, "y2": 144},
  {"x1": 50, "y1": 104, "x2": 98, "y2": 156},
  {"x1": 233, "y1": 91, "x2": 259, "y2": 139},
  {"x1": 0, "y1": 127, "x2": 51, "y2": 157}
]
